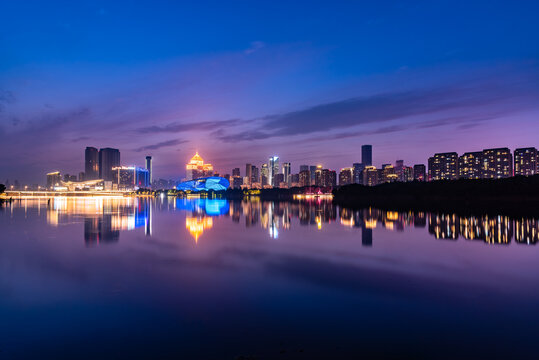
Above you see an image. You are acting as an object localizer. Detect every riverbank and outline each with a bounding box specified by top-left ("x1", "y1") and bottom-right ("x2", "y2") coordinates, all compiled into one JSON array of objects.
[{"x1": 332, "y1": 176, "x2": 539, "y2": 216}]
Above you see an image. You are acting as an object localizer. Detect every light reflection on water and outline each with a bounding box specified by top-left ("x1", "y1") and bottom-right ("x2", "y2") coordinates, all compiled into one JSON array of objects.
[
  {"x1": 2, "y1": 197, "x2": 539, "y2": 359},
  {"x1": 18, "y1": 197, "x2": 538, "y2": 246}
]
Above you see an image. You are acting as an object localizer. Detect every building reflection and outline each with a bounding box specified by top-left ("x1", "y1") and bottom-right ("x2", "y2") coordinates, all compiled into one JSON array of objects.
[
  {"x1": 46, "y1": 197, "x2": 151, "y2": 246},
  {"x1": 41, "y1": 197, "x2": 539, "y2": 247},
  {"x1": 222, "y1": 199, "x2": 539, "y2": 246}
]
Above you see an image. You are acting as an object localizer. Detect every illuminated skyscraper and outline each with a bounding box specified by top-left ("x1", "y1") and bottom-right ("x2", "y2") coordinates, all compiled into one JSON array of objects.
[
  {"x1": 362, "y1": 145, "x2": 372, "y2": 166},
  {"x1": 261, "y1": 163, "x2": 269, "y2": 186},
  {"x1": 99, "y1": 148, "x2": 121, "y2": 181},
  {"x1": 353, "y1": 163, "x2": 364, "y2": 184},
  {"x1": 251, "y1": 165, "x2": 259, "y2": 184},
  {"x1": 482, "y1": 148, "x2": 512, "y2": 179},
  {"x1": 268, "y1": 156, "x2": 279, "y2": 187},
  {"x1": 363, "y1": 166, "x2": 379, "y2": 186},
  {"x1": 113, "y1": 166, "x2": 150, "y2": 190},
  {"x1": 339, "y1": 168, "x2": 353, "y2": 186},
  {"x1": 245, "y1": 164, "x2": 252, "y2": 186},
  {"x1": 85, "y1": 147, "x2": 99, "y2": 180},
  {"x1": 458, "y1": 152, "x2": 483, "y2": 179},
  {"x1": 46, "y1": 171, "x2": 61, "y2": 189},
  {"x1": 145, "y1": 156, "x2": 152, "y2": 185},
  {"x1": 299, "y1": 169, "x2": 310, "y2": 187},
  {"x1": 186, "y1": 152, "x2": 214, "y2": 180},
  {"x1": 283, "y1": 162, "x2": 291, "y2": 185},
  {"x1": 314, "y1": 165, "x2": 323, "y2": 186},
  {"x1": 309, "y1": 165, "x2": 317, "y2": 185},
  {"x1": 381, "y1": 164, "x2": 396, "y2": 183},
  {"x1": 232, "y1": 168, "x2": 240, "y2": 177},
  {"x1": 395, "y1": 160, "x2": 404, "y2": 181},
  {"x1": 428, "y1": 152, "x2": 458, "y2": 180},
  {"x1": 514, "y1": 147, "x2": 537, "y2": 176}
]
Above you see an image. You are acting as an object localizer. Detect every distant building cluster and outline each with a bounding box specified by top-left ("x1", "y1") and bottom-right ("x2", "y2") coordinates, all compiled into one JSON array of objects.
[
  {"x1": 45, "y1": 147, "x2": 151, "y2": 191},
  {"x1": 427, "y1": 147, "x2": 537, "y2": 181},
  {"x1": 18, "y1": 144, "x2": 537, "y2": 193},
  {"x1": 180, "y1": 145, "x2": 539, "y2": 191}
]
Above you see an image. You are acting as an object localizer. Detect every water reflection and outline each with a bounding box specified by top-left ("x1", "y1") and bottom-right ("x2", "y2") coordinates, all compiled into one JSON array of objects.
[
  {"x1": 5, "y1": 197, "x2": 538, "y2": 246},
  {"x1": 45, "y1": 197, "x2": 151, "y2": 245}
]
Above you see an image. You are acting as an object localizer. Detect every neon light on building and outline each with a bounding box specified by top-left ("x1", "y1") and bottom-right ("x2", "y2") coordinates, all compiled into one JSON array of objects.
[{"x1": 176, "y1": 176, "x2": 230, "y2": 192}]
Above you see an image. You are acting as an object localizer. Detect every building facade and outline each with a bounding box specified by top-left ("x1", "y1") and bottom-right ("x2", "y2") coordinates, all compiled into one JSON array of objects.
[
  {"x1": 339, "y1": 168, "x2": 353, "y2": 186},
  {"x1": 363, "y1": 166, "x2": 378, "y2": 186},
  {"x1": 361, "y1": 145, "x2": 372, "y2": 166},
  {"x1": 113, "y1": 166, "x2": 150, "y2": 190},
  {"x1": 268, "y1": 156, "x2": 279, "y2": 187},
  {"x1": 186, "y1": 152, "x2": 214, "y2": 180},
  {"x1": 428, "y1": 152, "x2": 458, "y2": 180},
  {"x1": 85, "y1": 147, "x2": 99, "y2": 180},
  {"x1": 413, "y1": 164, "x2": 426, "y2": 181},
  {"x1": 514, "y1": 147, "x2": 537, "y2": 176},
  {"x1": 458, "y1": 152, "x2": 483, "y2": 179},
  {"x1": 145, "y1": 156, "x2": 152, "y2": 185},
  {"x1": 482, "y1": 148, "x2": 512, "y2": 179},
  {"x1": 99, "y1": 148, "x2": 121, "y2": 182}
]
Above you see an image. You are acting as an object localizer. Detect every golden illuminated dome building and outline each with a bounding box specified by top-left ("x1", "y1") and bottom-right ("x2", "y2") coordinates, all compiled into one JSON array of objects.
[{"x1": 186, "y1": 152, "x2": 214, "y2": 180}]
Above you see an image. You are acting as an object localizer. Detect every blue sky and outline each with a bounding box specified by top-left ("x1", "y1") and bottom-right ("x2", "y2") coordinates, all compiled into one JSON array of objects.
[{"x1": 1, "y1": 0, "x2": 539, "y2": 182}]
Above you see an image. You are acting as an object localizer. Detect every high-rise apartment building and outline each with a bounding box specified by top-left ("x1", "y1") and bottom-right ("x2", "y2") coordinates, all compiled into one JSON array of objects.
[
  {"x1": 514, "y1": 147, "x2": 537, "y2": 176},
  {"x1": 402, "y1": 166, "x2": 414, "y2": 182},
  {"x1": 482, "y1": 148, "x2": 512, "y2": 179},
  {"x1": 458, "y1": 152, "x2": 483, "y2": 179},
  {"x1": 339, "y1": 168, "x2": 353, "y2": 186},
  {"x1": 381, "y1": 164, "x2": 396, "y2": 183},
  {"x1": 85, "y1": 147, "x2": 99, "y2": 180},
  {"x1": 413, "y1": 164, "x2": 426, "y2": 181},
  {"x1": 299, "y1": 170, "x2": 310, "y2": 187},
  {"x1": 99, "y1": 148, "x2": 121, "y2": 181},
  {"x1": 363, "y1": 166, "x2": 378, "y2": 186},
  {"x1": 299, "y1": 165, "x2": 309, "y2": 172},
  {"x1": 232, "y1": 168, "x2": 240, "y2": 177},
  {"x1": 321, "y1": 169, "x2": 337, "y2": 188},
  {"x1": 428, "y1": 152, "x2": 458, "y2": 180},
  {"x1": 361, "y1": 145, "x2": 372, "y2": 166}
]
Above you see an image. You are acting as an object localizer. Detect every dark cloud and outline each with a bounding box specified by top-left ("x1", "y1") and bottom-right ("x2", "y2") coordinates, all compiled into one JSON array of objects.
[
  {"x1": 134, "y1": 139, "x2": 187, "y2": 152},
  {"x1": 319, "y1": 113, "x2": 502, "y2": 141},
  {"x1": 137, "y1": 119, "x2": 240, "y2": 134},
  {"x1": 216, "y1": 76, "x2": 539, "y2": 142}
]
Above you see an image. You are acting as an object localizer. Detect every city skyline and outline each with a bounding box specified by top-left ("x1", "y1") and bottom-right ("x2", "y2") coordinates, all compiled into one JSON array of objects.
[{"x1": 2, "y1": 1, "x2": 539, "y2": 184}]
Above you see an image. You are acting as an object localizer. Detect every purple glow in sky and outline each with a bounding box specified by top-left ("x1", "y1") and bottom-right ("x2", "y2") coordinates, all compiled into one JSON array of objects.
[{"x1": 1, "y1": 1, "x2": 539, "y2": 183}]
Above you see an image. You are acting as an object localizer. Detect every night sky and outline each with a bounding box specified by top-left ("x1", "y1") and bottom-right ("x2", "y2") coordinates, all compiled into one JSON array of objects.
[{"x1": 1, "y1": 0, "x2": 539, "y2": 183}]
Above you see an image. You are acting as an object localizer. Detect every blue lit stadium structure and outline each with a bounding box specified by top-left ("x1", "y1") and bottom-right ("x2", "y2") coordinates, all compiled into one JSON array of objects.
[{"x1": 176, "y1": 176, "x2": 230, "y2": 192}]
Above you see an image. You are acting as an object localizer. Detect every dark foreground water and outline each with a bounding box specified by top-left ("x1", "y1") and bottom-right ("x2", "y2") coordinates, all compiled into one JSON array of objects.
[{"x1": 1, "y1": 197, "x2": 539, "y2": 359}]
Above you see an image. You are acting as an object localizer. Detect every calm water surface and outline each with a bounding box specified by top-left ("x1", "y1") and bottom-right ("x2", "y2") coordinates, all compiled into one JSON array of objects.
[{"x1": 1, "y1": 197, "x2": 539, "y2": 359}]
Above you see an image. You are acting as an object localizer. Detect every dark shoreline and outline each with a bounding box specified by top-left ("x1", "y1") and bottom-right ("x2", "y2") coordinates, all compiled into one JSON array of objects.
[
  {"x1": 332, "y1": 176, "x2": 539, "y2": 217},
  {"x1": 215, "y1": 176, "x2": 539, "y2": 218}
]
